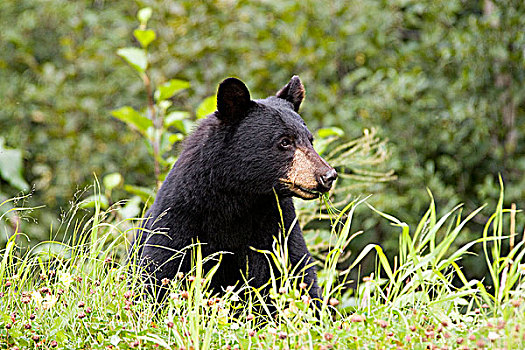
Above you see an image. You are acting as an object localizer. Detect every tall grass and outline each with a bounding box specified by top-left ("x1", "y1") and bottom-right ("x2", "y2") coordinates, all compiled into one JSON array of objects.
[{"x1": 0, "y1": 182, "x2": 524, "y2": 349}]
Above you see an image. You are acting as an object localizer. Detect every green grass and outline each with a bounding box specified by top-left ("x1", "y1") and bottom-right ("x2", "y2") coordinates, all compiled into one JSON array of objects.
[{"x1": 1, "y1": 182, "x2": 524, "y2": 349}]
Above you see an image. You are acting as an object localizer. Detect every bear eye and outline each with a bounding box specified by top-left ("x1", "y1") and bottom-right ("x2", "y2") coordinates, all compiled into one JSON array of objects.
[{"x1": 279, "y1": 137, "x2": 293, "y2": 149}]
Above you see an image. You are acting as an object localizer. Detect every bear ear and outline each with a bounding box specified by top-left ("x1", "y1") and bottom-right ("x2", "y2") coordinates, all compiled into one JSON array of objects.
[
  {"x1": 217, "y1": 77, "x2": 252, "y2": 124},
  {"x1": 276, "y1": 75, "x2": 305, "y2": 112}
]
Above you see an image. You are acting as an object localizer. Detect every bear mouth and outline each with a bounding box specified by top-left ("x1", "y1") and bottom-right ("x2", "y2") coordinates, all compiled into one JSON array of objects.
[
  {"x1": 279, "y1": 179, "x2": 322, "y2": 200},
  {"x1": 291, "y1": 186, "x2": 321, "y2": 200}
]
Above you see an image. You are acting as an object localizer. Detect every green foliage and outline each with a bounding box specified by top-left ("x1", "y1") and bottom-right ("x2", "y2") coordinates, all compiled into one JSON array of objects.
[
  {"x1": 111, "y1": 107, "x2": 153, "y2": 135},
  {"x1": 138, "y1": 0, "x2": 525, "y2": 244},
  {"x1": 0, "y1": 0, "x2": 146, "y2": 241},
  {"x1": 154, "y1": 79, "x2": 191, "y2": 102},
  {"x1": 110, "y1": 8, "x2": 199, "y2": 201},
  {"x1": 2, "y1": 0, "x2": 525, "y2": 280},
  {"x1": 196, "y1": 96, "x2": 216, "y2": 120},
  {"x1": 0, "y1": 138, "x2": 29, "y2": 192},
  {"x1": 1, "y1": 187, "x2": 525, "y2": 348},
  {"x1": 117, "y1": 47, "x2": 148, "y2": 74},
  {"x1": 297, "y1": 128, "x2": 394, "y2": 271}
]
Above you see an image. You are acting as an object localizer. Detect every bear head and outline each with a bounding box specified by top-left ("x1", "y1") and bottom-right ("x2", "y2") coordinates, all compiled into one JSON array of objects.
[{"x1": 212, "y1": 76, "x2": 337, "y2": 200}]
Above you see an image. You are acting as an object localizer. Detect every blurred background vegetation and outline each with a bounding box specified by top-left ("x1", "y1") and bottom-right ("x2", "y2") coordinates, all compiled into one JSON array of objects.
[{"x1": 1, "y1": 0, "x2": 524, "y2": 280}]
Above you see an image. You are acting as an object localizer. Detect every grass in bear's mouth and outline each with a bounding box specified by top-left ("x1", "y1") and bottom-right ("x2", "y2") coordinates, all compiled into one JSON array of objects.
[{"x1": 1, "y1": 183, "x2": 525, "y2": 349}]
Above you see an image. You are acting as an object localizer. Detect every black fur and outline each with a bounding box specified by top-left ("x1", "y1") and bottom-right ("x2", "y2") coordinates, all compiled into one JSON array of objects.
[{"x1": 135, "y1": 77, "x2": 335, "y2": 303}]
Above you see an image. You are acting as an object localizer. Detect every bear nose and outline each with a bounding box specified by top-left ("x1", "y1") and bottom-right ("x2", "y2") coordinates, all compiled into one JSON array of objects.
[{"x1": 319, "y1": 168, "x2": 338, "y2": 192}]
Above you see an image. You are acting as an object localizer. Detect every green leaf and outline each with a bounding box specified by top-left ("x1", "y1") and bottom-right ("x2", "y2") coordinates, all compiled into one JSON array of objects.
[
  {"x1": 317, "y1": 127, "x2": 344, "y2": 138},
  {"x1": 196, "y1": 95, "x2": 216, "y2": 119},
  {"x1": 133, "y1": 29, "x2": 156, "y2": 48},
  {"x1": 103, "y1": 172, "x2": 123, "y2": 191},
  {"x1": 159, "y1": 132, "x2": 184, "y2": 155},
  {"x1": 165, "y1": 111, "x2": 190, "y2": 127},
  {"x1": 124, "y1": 184, "x2": 156, "y2": 203},
  {"x1": 80, "y1": 194, "x2": 109, "y2": 209},
  {"x1": 154, "y1": 79, "x2": 190, "y2": 101},
  {"x1": 169, "y1": 133, "x2": 184, "y2": 144},
  {"x1": 111, "y1": 106, "x2": 153, "y2": 135},
  {"x1": 0, "y1": 139, "x2": 30, "y2": 191},
  {"x1": 169, "y1": 119, "x2": 196, "y2": 135},
  {"x1": 116, "y1": 47, "x2": 147, "y2": 73},
  {"x1": 166, "y1": 120, "x2": 183, "y2": 133},
  {"x1": 137, "y1": 7, "x2": 152, "y2": 26},
  {"x1": 118, "y1": 196, "x2": 142, "y2": 219},
  {"x1": 160, "y1": 132, "x2": 176, "y2": 152}
]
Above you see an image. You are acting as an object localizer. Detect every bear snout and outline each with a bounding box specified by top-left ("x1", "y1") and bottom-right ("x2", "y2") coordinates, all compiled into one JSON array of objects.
[
  {"x1": 283, "y1": 147, "x2": 337, "y2": 199},
  {"x1": 318, "y1": 168, "x2": 338, "y2": 192}
]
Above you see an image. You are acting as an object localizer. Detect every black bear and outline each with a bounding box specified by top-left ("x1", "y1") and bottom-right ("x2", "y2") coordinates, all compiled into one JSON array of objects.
[{"x1": 136, "y1": 76, "x2": 337, "y2": 303}]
